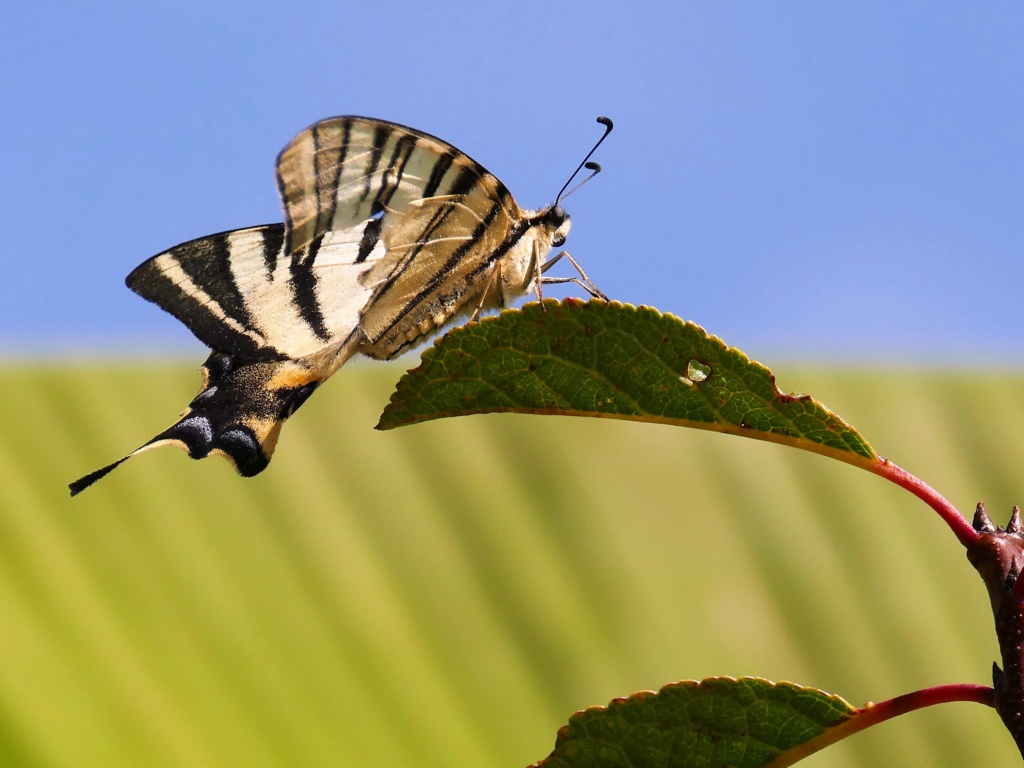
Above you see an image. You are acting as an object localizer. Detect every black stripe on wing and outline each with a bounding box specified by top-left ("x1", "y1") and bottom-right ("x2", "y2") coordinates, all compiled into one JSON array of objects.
[
  {"x1": 261, "y1": 223, "x2": 285, "y2": 277},
  {"x1": 422, "y1": 150, "x2": 455, "y2": 198},
  {"x1": 356, "y1": 216, "x2": 384, "y2": 264},
  {"x1": 377, "y1": 133, "x2": 418, "y2": 211},
  {"x1": 313, "y1": 119, "x2": 348, "y2": 255},
  {"x1": 288, "y1": 254, "x2": 331, "y2": 342},
  {"x1": 358, "y1": 123, "x2": 389, "y2": 208},
  {"x1": 127, "y1": 224, "x2": 286, "y2": 361}
]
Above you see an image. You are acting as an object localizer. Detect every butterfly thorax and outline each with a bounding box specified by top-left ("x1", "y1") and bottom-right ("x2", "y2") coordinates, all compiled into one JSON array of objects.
[
  {"x1": 356, "y1": 202, "x2": 570, "y2": 360},
  {"x1": 494, "y1": 204, "x2": 571, "y2": 300}
]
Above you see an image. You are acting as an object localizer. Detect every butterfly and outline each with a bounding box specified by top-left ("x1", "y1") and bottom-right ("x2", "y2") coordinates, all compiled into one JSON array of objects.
[{"x1": 69, "y1": 115, "x2": 613, "y2": 495}]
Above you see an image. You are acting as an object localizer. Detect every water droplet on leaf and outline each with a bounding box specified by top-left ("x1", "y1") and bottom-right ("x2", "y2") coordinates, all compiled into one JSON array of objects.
[{"x1": 686, "y1": 359, "x2": 711, "y2": 383}]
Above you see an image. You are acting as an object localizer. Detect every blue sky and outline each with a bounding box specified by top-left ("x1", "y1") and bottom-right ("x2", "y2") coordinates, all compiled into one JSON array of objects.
[{"x1": 3, "y1": 2, "x2": 1022, "y2": 361}]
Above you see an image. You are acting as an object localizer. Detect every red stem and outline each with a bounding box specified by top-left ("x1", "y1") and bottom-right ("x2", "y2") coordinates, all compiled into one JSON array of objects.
[
  {"x1": 856, "y1": 683, "x2": 995, "y2": 722},
  {"x1": 869, "y1": 458, "x2": 978, "y2": 548},
  {"x1": 774, "y1": 684, "x2": 995, "y2": 767}
]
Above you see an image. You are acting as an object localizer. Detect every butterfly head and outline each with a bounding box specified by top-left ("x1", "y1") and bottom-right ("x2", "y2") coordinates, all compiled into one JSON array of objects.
[{"x1": 546, "y1": 204, "x2": 571, "y2": 248}]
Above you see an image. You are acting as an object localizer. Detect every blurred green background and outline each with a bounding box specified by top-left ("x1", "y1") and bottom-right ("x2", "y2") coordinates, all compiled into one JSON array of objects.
[{"x1": 1, "y1": 361, "x2": 1020, "y2": 766}]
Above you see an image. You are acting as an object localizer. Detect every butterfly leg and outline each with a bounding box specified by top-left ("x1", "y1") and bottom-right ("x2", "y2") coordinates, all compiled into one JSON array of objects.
[
  {"x1": 531, "y1": 241, "x2": 548, "y2": 310},
  {"x1": 541, "y1": 251, "x2": 609, "y2": 301},
  {"x1": 470, "y1": 262, "x2": 501, "y2": 322}
]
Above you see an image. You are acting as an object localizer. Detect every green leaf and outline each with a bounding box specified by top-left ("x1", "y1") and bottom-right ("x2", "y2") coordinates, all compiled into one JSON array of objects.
[
  {"x1": 531, "y1": 677, "x2": 857, "y2": 768},
  {"x1": 378, "y1": 300, "x2": 877, "y2": 466}
]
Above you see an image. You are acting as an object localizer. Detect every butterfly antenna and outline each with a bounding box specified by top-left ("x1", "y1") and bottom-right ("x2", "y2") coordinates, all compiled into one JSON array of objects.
[{"x1": 555, "y1": 116, "x2": 614, "y2": 204}]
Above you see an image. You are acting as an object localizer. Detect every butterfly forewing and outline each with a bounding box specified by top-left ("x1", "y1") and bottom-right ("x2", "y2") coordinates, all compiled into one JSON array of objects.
[{"x1": 277, "y1": 116, "x2": 513, "y2": 256}]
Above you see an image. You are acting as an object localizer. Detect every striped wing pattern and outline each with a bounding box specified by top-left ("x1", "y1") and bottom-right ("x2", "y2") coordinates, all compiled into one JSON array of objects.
[{"x1": 70, "y1": 116, "x2": 572, "y2": 495}]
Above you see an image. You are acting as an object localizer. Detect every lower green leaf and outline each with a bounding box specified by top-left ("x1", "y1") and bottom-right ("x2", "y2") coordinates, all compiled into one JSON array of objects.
[{"x1": 532, "y1": 677, "x2": 857, "y2": 768}]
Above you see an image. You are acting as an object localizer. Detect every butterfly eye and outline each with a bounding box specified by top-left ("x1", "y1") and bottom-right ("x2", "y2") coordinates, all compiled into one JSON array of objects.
[{"x1": 546, "y1": 205, "x2": 570, "y2": 248}]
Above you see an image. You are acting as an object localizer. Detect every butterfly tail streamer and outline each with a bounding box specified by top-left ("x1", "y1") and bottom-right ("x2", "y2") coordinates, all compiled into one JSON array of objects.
[
  {"x1": 69, "y1": 455, "x2": 135, "y2": 496},
  {"x1": 69, "y1": 351, "x2": 328, "y2": 496}
]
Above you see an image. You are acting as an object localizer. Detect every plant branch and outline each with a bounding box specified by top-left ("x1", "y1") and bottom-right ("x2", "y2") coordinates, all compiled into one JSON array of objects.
[{"x1": 966, "y1": 504, "x2": 1024, "y2": 758}]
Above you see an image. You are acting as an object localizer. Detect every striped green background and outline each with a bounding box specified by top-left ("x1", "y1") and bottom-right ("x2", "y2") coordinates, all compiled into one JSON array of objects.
[{"x1": 1, "y1": 362, "x2": 1021, "y2": 766}]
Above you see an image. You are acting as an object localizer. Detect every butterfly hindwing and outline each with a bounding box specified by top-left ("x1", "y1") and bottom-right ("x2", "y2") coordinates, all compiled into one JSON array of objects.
[
  {"x1": 126, "y1": 225, "x2": 284, "y2": 360},
  {"x1": 127, "y1": 222, "x2": 386, "y2": 361}
]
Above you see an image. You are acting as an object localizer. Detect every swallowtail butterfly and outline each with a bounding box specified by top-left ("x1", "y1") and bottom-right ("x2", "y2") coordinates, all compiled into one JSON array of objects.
[{"x1": 70, "y1": 115, "x2": 613, "y2": 495}]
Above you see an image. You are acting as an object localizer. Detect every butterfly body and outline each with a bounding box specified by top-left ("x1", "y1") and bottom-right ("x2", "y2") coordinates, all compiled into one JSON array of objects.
[{"x1": 70, "y1": 116, "x2": 608, "y2": 495}]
